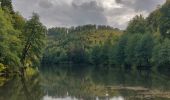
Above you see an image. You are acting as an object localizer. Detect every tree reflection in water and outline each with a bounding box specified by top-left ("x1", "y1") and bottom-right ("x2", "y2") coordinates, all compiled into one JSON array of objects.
[
  {"x1": 0, "y1": 73, "x2": 44, "y2": 100},
  {"x1": 0, "y1": 65, "x2": 170, "y2": 100}
]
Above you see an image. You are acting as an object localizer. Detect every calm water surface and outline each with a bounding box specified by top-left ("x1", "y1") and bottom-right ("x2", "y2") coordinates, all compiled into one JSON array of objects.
[{"x1": 0, "y1": 65, "x2": 170, "y2": 100}]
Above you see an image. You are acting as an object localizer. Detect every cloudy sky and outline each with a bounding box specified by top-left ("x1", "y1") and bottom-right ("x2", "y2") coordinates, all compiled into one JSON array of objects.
[{"x1": 12, "y1": 0, "x2": 166, "y2": 29}]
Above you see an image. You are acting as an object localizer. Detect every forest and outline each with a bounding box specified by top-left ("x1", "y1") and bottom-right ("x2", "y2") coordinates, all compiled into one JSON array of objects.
[
  {"x1": 0, "y1": 0, "x2": 169, "y2": 76},
  {"x1": 42, "y1": 0, "x2": 170, "y2": 71},
  {"x1": 0, "y1": 0, "x2": 170, "y2": 100},
  {"x1": 0, "y1": 0, "x2": 46, "y2": 77}
]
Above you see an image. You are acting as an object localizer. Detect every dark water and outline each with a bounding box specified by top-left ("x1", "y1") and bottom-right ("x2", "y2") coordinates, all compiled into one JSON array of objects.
[{"x1": 0, "y1": 65, "x2": 170, "y2": 100}]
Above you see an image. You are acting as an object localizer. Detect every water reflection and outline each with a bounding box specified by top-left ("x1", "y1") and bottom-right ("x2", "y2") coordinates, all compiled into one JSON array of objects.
[
  {"x1": 43, "y1": 95, "x2": 124, "y2": 100},
  {"x1": 0, "y1": 73, "x2": 44, "y2": 100},
  {"x1": 0, "y1": 65, "x2": 170, "y2": 100}
]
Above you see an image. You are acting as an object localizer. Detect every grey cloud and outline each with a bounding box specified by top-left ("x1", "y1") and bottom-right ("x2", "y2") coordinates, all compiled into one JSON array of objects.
[
  {"x1": 37, "y1": 0, "x2": 107, "y2": 27},
  {"x1": 115, "y1": 0, "x2": 165, "y2": 12},
  {"x1": 133, "y1": 0, "x2": 164, "y2": 12},
  {"x1": 70, "y1": 1, "x2": 106, "y2": 25},
  {"x1": 115, "y1": 0, "x2": 122, "y2": 3},
  {"x1": 12, "y1": 0, "x2": 166, "y2": 29},
  {"x1": 39, "y1": 0, "x2": 53, "y2": 9}
]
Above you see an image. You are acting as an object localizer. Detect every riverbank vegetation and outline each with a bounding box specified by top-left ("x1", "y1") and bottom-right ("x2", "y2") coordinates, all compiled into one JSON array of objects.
[
  {"x1": 0, "y1": 0, "x2": 46, "y2": 77},
  {"x1": 0, "y1": 0, "x2": 170, "y2": 76}
]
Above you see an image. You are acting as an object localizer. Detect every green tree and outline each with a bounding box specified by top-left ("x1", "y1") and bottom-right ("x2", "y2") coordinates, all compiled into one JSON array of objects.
[
  {"x1": 114, "y1": 34, "x2": 128, "y2": 67},
  {"x1": 146, "y1": 9, "x2": 161, "y2": 33},
  {"x1": 100, "y1": 38, "x2": 112, "y2": 65},
  {"x1": 135, "y1": 34, "x2": 154, "y2": 69},
  {"x1": 21, "y1": 13, "x2": 47, "y2": 68},
  {"x1": 12, "y1": 12, "x2": 26, "y2": 30},
  {"x1": 152, "y1": 38, "x2": 170, "y2": 69},
  {"x1": 159, "y1": 0, "x2": 170, "y2": 38},
  {"x1": 0, "y1": 0, "x2": 14, "y2": 13},
  {"x1": 126, "y1": 15, "x2": 147, "y2": 34},
  {"x1": 125, "y1": 34, "x2": 142, "y2": 67},
  {"x1": 91, "y1": 46, "x2": 102, "y2": 65},
  {"x1": 0, "y1": 9, "x2": 21, "y2": 71},
  {"x1": 67, "y1": 44, "x2": 87, "y2": 64}
]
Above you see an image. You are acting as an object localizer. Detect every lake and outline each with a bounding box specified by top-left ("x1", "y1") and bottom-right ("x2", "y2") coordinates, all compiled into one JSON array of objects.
[{"x1": 0, "y1": 65, "x2": 170, "y2": 100}]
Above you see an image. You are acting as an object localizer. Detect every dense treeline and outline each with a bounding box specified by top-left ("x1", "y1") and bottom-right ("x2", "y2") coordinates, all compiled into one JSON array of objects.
[
  {"x1": 0, "y1": 0, "x2": 46, "y2": 74},
  {"x1": 42, "y1": 25, "x2": 122, "y2": 64},
  {"x1": 0, "y1": 0, "x2": 169, "y2": 73},
  {"x1": 43, "y1": 0, "x2": 170, "y2": 70},
  {"x1": 116, "y1": 0, "x2": 170, "y2": 70}
]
